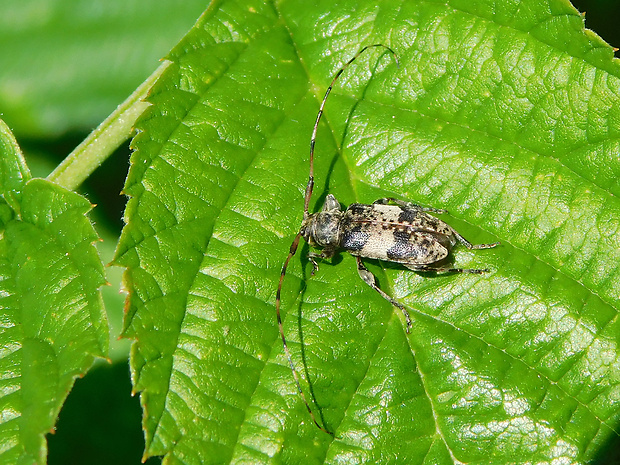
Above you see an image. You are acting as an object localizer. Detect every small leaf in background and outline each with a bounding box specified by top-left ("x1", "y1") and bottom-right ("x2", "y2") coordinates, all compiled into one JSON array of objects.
[
  {"x1": 0, "y1": 121, "x2": 108, "y2": 464},
  {"x1": 116, "y1": 0, "x2": 620, "y2": 463},
  {"x1": 0, "y1": 0, "x2": 207, "y2": 138},
  {"x1": 0, "y1": 120, "x2": 31, "y2": 215}
]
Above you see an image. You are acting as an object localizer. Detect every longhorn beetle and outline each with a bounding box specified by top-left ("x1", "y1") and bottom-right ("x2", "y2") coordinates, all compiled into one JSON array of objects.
[{"x1": 275, "y1": 44, "x2": 499, "y2": 435}]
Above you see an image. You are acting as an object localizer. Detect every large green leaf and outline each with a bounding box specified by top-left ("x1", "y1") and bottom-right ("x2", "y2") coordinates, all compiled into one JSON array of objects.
[
  {"x1": 115, "y1": 0, "x2": 620, "y2": 463},
  {"x1": 0, "y1": 121, "x2": 108, "y2": 464}
]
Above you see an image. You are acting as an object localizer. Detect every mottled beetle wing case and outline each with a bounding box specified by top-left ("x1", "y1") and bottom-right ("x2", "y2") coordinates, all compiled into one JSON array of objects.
[{"x1": 342, "y1": 204, "x2": 454, "y2": 265}]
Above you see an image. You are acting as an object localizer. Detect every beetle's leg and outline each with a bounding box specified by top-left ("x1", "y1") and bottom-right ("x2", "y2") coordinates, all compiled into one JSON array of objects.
[
  {"x1": 450, "y1": 229, "x2": 500, "y2": 250},
  {"x1": 373, "y1": 197, "x2": 448, "y2": 214},
  {"x1": 406, "y1": 264, "x2": 491, "y2": 274},
  {"x1": 308, "y1": 248, "x2": 336, "y2": 275},
  {"x1": 355, "y1": 256, "x2": 413, "y2": 333},
  {"x1": 308, "y1": 254, "x2": 320, "y2": 274}
]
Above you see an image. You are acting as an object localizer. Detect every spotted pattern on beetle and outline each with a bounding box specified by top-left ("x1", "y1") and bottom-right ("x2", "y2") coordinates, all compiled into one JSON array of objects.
[{"x1": 342, "y1": 203, "x2": 454, "y2": 265}]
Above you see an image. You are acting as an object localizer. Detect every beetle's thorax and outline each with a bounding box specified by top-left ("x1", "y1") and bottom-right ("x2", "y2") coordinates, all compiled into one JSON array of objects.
[{"x1": 301, "y1": 194, "x2": 344, "y2": 248}]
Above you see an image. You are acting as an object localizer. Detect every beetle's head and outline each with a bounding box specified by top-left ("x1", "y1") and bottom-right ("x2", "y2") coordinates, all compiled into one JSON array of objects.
[{"x1": 301, "y1": 194, "x2": 343, "y2": 248}]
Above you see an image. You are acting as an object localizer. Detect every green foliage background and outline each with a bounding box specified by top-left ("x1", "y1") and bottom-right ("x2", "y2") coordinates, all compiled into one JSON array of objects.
[{"x1": 1, "y1": 0, "x2": 620, "y2": 464}]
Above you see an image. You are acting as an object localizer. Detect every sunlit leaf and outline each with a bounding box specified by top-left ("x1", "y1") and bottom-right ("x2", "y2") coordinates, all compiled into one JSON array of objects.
[
  {"x1": 0, "y1": 122, "x2": 108, "y2": 464},
  {"x1": 115, "y1": 0, "x2": 620, "y2": 463}
]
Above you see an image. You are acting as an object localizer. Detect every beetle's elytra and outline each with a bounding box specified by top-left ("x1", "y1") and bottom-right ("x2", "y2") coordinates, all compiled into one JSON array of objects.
[{"x1": 275, "y1": 44, "x2": 499, "y2": 435}]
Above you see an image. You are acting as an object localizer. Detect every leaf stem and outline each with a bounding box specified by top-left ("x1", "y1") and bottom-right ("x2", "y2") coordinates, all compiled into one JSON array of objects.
[{"x1": 48, "y1": 61, "x2": 170, "y2": 190}]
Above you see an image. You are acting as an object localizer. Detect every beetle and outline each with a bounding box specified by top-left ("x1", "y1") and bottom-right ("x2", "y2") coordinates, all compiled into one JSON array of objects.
[{"x1": 275, "y1": 44, "x2": 499, "y2": 435}]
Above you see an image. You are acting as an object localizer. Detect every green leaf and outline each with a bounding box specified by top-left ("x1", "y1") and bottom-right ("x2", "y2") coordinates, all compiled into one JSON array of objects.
[
  {"x1": 0, "y1": 0, "x2": 207, "y2": 137},
  {"x1": 115, "y1": 0, "x2": 620, "y2": 463},
  {"x1": 0, "y1": 125, "x2": 108, "y2": 464},
  {"x1": 0, "y1": 119, "x2": 31, "y2": 216}
]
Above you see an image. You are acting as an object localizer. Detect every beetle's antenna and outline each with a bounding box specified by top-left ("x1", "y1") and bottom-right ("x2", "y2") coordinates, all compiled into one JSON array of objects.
[
  {"x1": 276, "y1": 44, "x2": 398, "y2": 435},
  {"x1": 275, "y1": 231, "x2": 333, "y2": 435},
  {"x1": 304, "y1": 43, "x2": 399, "y2": 218}
]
